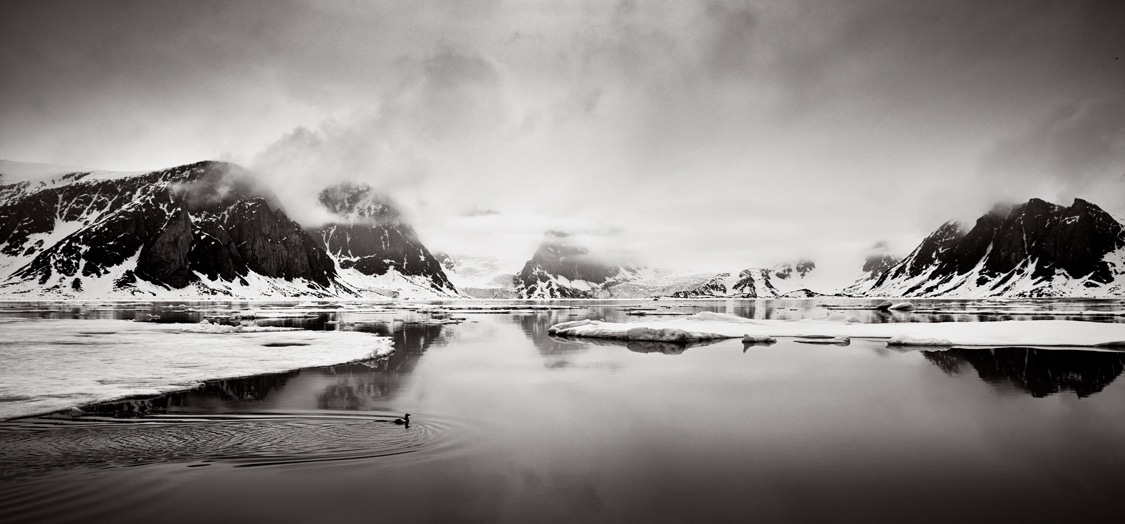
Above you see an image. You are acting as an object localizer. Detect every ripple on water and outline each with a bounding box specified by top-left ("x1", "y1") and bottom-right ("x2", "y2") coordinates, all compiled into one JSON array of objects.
[{"x1": 0, "y1": 412, "x2": 466, "y2": 481}]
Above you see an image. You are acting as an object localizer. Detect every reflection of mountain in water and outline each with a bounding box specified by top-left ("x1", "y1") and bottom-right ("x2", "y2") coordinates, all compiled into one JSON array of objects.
[
  {"x1": 85, "y1": 323, "x2": 449, "y2": 416},
  {"x1": 923, "y1": 348, "x2": 1125, "y2": 398},
  {"x1": 316, "y1": 322, "x2": 448, "y2": 409},
  {"x1": 87, "y1": 370, "x2": 303, "y2": 416}
]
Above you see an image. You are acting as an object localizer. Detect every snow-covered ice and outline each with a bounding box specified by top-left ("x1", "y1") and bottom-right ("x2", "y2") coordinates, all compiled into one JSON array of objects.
[
  {"x1": 885, "y1": 336, "x2": 955, "y2": 347},
  {"x1": 548, "y1": 312, "x2": 1125, "y2": 348},
  {"x1": 0, "y1": 318, "x2": 394, "y2": 420}
]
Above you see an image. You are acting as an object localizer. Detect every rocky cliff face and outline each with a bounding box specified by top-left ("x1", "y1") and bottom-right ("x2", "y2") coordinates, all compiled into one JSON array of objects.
[
  {"x1": 308, "y1": 183, "x2": 457, "y2": 296},
  {"x1": 857, "y1": 198, "x2": 1125, "y2": 297},
  {"x1": 0, "y1": 161, "x2": 455, "y2": 298},
  {"x1": 515, "y1": 231, "x2": 637, "y2": 298}
]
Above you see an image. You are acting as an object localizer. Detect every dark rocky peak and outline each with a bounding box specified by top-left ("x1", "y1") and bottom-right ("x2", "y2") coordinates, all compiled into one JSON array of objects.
[
  {"x1": 964, "y1": 197, "x2": 1124, "y2": 282},
  {"x1": 865, "y1": 196, "x2": 1125, "y2": 297},
  {"x1": 317, "y1": 182, "x2": 402, "y2": 224}
]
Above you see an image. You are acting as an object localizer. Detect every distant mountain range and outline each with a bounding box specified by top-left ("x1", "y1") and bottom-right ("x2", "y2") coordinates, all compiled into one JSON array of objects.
[
  {"x1": 0, "y1": 160, "x2": 458, "y2": 298},
  {"x1": 2, "y1": 159, "x2": 1122, "y2": 299}
]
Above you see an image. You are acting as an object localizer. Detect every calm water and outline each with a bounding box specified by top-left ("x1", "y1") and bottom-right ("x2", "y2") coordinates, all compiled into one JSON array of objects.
[{"x1": 2, "y1": 299, "x2": 1125, "y2": 523}]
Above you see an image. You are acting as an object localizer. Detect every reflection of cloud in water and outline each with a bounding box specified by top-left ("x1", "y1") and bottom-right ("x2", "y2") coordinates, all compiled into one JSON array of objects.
[
  {"x1": 515, "y1": 312, "x2": 595, "y2": 369},
  {"x1": 923, "y1": 347, "x2": 1125, "y2": 398}
]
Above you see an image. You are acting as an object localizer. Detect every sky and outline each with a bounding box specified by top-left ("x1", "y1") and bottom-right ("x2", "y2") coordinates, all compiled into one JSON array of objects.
[{"x1": 2, "y1": 0, "x2": 1124, "y2": 285}]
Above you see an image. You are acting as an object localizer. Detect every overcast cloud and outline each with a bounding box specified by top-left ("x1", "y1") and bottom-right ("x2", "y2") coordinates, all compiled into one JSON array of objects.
[{"x1": 2, "y1": 0, "x2": 1123, "y2": 284}]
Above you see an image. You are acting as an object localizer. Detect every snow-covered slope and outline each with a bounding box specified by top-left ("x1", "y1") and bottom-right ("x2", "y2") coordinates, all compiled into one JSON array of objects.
[
  {"x1": 857, "y1": 198, "x2": 1125, "y2": 298},
  {"x1": 0, "y1": 160, "x2": 458, "y2": 299}
]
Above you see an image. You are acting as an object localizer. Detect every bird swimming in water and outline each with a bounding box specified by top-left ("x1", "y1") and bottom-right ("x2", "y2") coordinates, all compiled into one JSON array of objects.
[{"x1": 394, "y1": 414, "x2": 410, "y2": 425}]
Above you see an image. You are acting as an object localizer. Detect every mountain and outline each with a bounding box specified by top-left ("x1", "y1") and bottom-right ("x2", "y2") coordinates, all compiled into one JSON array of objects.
[
  {"x1": 0, "y1": 160, "x2": 458, "y2": 298},
  {"x1": 435, "y1": 252, "x2": 517, "y2": 298},
  {"x1": 514, "y1": 231, "x2": 638, "y2": 298},
  {"x1": 309, "y1": 183, "x2": 458, "y2": 297},
  {"x1": 844, "y1": 242, "x2": 901, "y2": 295},
  {"x1": 670, "y1": 268, "x2": 780, "y2": 298},
  {"x1": 768, "y1": 259, "x2": 826, "y2": 297},
  {"x1": 858, "y1": 198, "x2": 1125, "y2": 297}
]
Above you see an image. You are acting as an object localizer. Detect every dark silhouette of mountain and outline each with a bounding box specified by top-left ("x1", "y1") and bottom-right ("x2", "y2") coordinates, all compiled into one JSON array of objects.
[{"x1": 859, "y1": 198, "x2": 1125, "y2": 297}]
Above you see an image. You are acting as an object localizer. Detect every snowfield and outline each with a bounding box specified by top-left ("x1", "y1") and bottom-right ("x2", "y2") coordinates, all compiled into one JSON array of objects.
[
  {"x1": 548, "y1": 312, "x2": 1125, "y2": 348},
  {"x1": 0, "y1": 318, "x2": 394, "y2": 420}
]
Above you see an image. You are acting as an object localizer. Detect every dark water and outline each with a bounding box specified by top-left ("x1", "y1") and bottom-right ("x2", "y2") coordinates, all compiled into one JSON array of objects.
[{"x1": 2, "y1": 299, "x2": 1125, "y2": 523}]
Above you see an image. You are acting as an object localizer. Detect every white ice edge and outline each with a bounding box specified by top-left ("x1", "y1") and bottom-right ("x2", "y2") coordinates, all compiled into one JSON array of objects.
[
  {"x1": 548, "y1": 312, "x2": 1125, "y2": 348},
  {"x1": 0, "y1": 319, "x2": 394, "y2": 421}
]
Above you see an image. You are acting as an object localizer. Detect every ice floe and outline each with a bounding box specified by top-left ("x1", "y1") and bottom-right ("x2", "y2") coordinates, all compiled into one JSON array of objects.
[
  {"x1": 548, "y1": 312, "x2": 1125, "y2": 348},
  {"x1": 0, "y1": 319, "x2": 393, "y2": 420}
]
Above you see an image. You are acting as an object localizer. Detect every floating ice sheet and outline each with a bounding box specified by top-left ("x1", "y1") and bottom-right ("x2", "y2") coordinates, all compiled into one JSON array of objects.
[
  {"x1": 549, "y1": 312, "x2": 1125, "y2": 348},
  {"x1": 0, "y1": 319, "x2": 393, "y2": 420}
]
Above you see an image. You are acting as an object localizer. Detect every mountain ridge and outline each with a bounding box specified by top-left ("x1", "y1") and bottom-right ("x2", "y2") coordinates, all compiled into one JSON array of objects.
[
  {"x1": 855, "y1": 198, "x2": 1125, "y2": 297},
  {"x1": 0, "y1": 160, "x2": 458, "y2": 298}
]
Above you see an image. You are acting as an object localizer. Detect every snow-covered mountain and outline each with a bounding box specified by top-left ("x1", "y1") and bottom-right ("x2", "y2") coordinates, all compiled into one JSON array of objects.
[
  {"x1": 594, "y1": 261, "x2": 827, "y2": 299},
  {"x1": 844, "y1": 242, "x2": 901, "y2": 295},
  {"x1": 310, "y1": 182, "x2": 459, "y2": 298},
  {"x1": 514, "y1": 231, "x2": 639, "y2": 298},
  {"x1": 436, "y1": 253, "x2": 517, "y2": 298},
  {"x1": 669, "y1": 268, "x2": 780, "y2": 298},
  {"x1": 857, "y1": 198, "x2": 1125, "y2": 298},
  {"x1": 0, "y1": 160, "x2": 458, "y2": 299}
]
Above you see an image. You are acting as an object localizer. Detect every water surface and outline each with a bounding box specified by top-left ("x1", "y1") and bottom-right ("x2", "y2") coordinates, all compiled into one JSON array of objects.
[{"x1": 2, "y1": 299, "x2": 1125, "y2": 523}]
